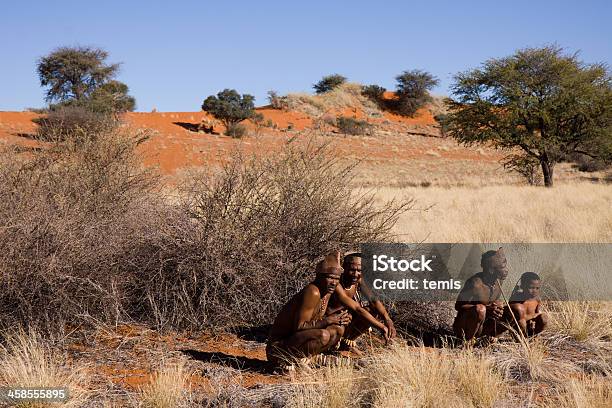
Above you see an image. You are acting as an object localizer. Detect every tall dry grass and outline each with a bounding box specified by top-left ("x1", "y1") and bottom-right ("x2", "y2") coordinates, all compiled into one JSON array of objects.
[
  {"x1": 542, "y1": 376, "x2": 612, "y2": 408},
  {"x1": 286, "y1": 345, "x2": 507, "y2": 408},
  {"x1": 548, "y1": 301, "x2": 612, "y2": 344},
  {"x1": 139, "y1": 359, "x2": 191, "y2": 408},
  {"x1": 287, "y1": 363, "x2": 357, "y2": 408},
  {"x1": 0, "y1": 330, "x2": 92, "y2": 407},
  {"x1": 285, "y1": 83, "x2": 382, "y2": 118},
  {"x1": 379, "y1": 184, "x2": 612, "y2": 242},
  {"x1": 363, "y1": 345, "x2": 507, "y2": 408}
]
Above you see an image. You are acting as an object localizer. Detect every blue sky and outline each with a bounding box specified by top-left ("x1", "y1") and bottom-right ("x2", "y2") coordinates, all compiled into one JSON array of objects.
[{"x1": 1, "y1": 0, "x2": 610, "y2": 111}]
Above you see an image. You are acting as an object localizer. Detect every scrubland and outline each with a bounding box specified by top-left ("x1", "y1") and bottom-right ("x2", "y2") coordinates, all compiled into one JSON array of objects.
[{"x1": 0, "y1": 109, "x2": 610, "y2": 407}]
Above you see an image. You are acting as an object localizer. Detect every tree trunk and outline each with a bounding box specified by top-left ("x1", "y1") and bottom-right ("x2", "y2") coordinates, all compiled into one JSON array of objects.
[{"x1": 540, "y1": 159, "x2": 554, "y2": 187}]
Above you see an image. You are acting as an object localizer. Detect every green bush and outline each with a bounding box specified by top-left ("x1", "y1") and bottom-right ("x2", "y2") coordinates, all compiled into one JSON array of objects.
[
  {"x1": 202, "y1": 89, "x2": 255, "y2": 137},
  {"x1": 393, "y1": 70, "x2": 439, "y2": 117},
  {"x1": 37, "y1": 46, "x2": 135, "y2": 114},
  {"x1": 361, "y1": 84, "x2": 387, "y2": 108},
  {"x1": 313, "y1": 74, "x2": 347, "y2": 94}
]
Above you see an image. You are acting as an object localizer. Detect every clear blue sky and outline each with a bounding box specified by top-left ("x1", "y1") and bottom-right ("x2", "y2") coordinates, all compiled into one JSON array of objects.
[{"x1": 2, "y1": 0, "x2": 610, "y2": 112}]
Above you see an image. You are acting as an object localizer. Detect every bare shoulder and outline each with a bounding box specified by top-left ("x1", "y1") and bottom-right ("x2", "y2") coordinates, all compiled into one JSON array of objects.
[
  {"x1": 465, "y1": 273, "x2": 485, "y2": 288},
  {"x1": 303, "y1": 283, "x2": 321, "y2": 301},
  {"x1": 305, "y1": 283, "x2": 320, "y2": 295}
]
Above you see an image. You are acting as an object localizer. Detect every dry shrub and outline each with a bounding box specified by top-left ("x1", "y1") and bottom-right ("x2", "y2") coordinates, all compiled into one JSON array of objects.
[
  {"x1": 144, "y1": 138, "x2": 411, "y2": 329},
  {"x1": 0, "y1": 124, "x2": 161, "y2": 333},
  {"x1": 139, "y1": 359, "x2": 191, "y2": 408},
  {"x1": 336, "y1": 116, "x2": 373, "y2": 136},
  {"x1": 33, "y1": 105, "x2": 118, "y2": 140},
  {"x1": 0, "y1": 329, "x2": 92, "y2": 407},
  {"x1": 0, "y1": 118, "x2": 409, "y2": 333}
]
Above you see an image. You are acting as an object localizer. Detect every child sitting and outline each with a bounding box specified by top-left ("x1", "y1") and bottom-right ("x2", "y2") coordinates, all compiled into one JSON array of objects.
[{"x1": 507, "y1": 272, "x2": 548, "y2": 336}]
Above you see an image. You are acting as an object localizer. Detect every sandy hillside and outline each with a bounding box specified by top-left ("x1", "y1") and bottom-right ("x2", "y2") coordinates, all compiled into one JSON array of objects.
[{"x1": 0, "y1": 106, "x2": 600, "y2": 187}]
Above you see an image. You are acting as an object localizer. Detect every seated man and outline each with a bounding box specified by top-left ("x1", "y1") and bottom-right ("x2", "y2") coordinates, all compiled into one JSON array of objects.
[
  {"x1": 453, "y1": 247, "x2": 509, "y2": 342},
  {"x1": 266, "y1": 251, "x2": 351, "y2": 366},
  {"x1": 507, "y1": 272, "x2": 548, "y2": 336},
  {"x1": 325, "y1": 253, "x2": 393, "y2": 355}
]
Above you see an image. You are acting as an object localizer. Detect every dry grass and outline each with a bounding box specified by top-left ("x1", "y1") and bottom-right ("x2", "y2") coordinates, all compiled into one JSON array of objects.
[
  {"x1": 287, "y1": 362, "x2": 357, "y2": 408},
  {"x1": 542, "y1": 375, "x2": 612, "y2": 408},
  {"x1": 286, "y1": 345, "x2": 508, "y2": 408},
  {"x1": 492, "y1": 336, "x2": 579, "y2": 383},
  {"x1": 0, "y1": 330, "x2": 92, "y2": 407},
  {"x1": 139, "y1": 358, "x2": 191, "y2": 408},
  {"x1": 548, "y1": 301, "x2": 612, "y2": 344},
  {"x1": 363, "y1": 345, "x2": 507, "y2": 408},
  {"x1": 380, "y1": 184, "x2": 612, "y2": 243},
  {"x1": 285, "y1": 83, "x2": 382, "y2": 118}
]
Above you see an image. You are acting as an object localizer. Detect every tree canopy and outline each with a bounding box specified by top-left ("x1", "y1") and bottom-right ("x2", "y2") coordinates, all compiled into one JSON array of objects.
[
  {"x1": 202, "y1": 89, "x2": 255, "y2": 136},
  {"x1": 313, "y1": 74, "x2": 347, "y2": 94},
  {"x1": 393, "y1": 70, "x2": 439, "y2": 116},
  {"x1": 444, "y1": 46, "x2": 612, "y2": 186},
  {"x1": 37, "y1": 46, "x2": 120, "y2": 103}
]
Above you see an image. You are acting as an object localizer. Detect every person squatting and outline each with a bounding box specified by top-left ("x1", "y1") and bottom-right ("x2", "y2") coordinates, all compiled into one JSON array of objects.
[{"x1": 266, "y1": 247, "x2": 548, "y2": 367}]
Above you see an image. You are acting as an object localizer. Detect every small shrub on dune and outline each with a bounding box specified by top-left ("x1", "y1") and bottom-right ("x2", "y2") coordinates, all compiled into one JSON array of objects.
[
  {"x1": 225, "y1": 122, "x2": 247, "y2": 138},
  {"x1": 34, "y1": 105, "x2": 118, "y2": 141},
  {"x1": 361, "y1": 84, "x2": 387, "y2": 109},
  {"x1": 392, "y1": 69, "x2": 439, "y2": 117},
  {"x1": 267, "y1": 90, "x2": 289, "y2": 110},
  {"x1": 313, "y1": 74, "x2": 347, "y2": 94},
  {"x1": 336, "y1": 116, "x2": 373, "y2": 136},
  {"x1": 201, "y1": 89, "x2": 255, "y2": 138}
]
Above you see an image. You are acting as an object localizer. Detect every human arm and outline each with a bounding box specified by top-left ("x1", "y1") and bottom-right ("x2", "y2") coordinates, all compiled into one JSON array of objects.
[
  {"x1": 359, "y1": 283, "x2": 396, "y2": 338},
  {"x1": 294, "y1": 286, "x2": 351, "y2": 330},
  {"x1": 294, "y1": 286, "x2": 329, "y2": 331},
  {"x1": 334, "y1": 285, "x2": 389, "y2": 340}
]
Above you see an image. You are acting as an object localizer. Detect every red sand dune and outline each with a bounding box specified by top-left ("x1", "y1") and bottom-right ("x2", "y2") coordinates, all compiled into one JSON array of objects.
[{"x1": 0, "y1": 107, "x2": 502, "y2": 181}]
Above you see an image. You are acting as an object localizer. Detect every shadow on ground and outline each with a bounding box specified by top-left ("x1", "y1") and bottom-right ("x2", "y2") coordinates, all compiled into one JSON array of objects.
[
  {"x1": 173, "y1": 121, "x2": 219, "y2": 135},
  {"x1": 181, "y1": 349, "x2": 275, "y2": 374}
]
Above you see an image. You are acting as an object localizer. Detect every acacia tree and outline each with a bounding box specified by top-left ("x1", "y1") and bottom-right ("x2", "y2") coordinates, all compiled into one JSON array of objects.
[
  {"x1": 37, "y1": 46, "x2": 119, "y2": 103},
  {"x1": 202, "y1": 89, "x2": 255, "y2": 137},
  {"x1": 444, "y1": 46, "x2": 612, "y2": 187},
  {"x1": 313, "y1": 74, "x2": 347, "y2": 94},
  {"x1": 37, "y1": 46, "x2": 135, "y2": 113},
  {"x1": 394, "y1": 70, "x2": 439, "y2": 116}
]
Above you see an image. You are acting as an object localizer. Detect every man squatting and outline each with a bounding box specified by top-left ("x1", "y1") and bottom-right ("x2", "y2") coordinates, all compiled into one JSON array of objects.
[{"x1": 267, "y1": 248, "x2": 547, "y2": 366}]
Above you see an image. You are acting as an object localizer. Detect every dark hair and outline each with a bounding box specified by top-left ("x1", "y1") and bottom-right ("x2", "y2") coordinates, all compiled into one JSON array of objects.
[
  {"x1": 342, "y1": 252, "x2": 362, "y2": 267},
  {"x1": 480, "y1": 250, "x2": 498, "y2": 267},
  {"x1": 520, "y1": 272, "x2": 541, "y2": 286}
]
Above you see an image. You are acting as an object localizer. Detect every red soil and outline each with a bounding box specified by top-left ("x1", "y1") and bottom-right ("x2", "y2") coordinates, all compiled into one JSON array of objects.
[{"x1": 0, "y1": 107, "x2": 503, "y2": 183}]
